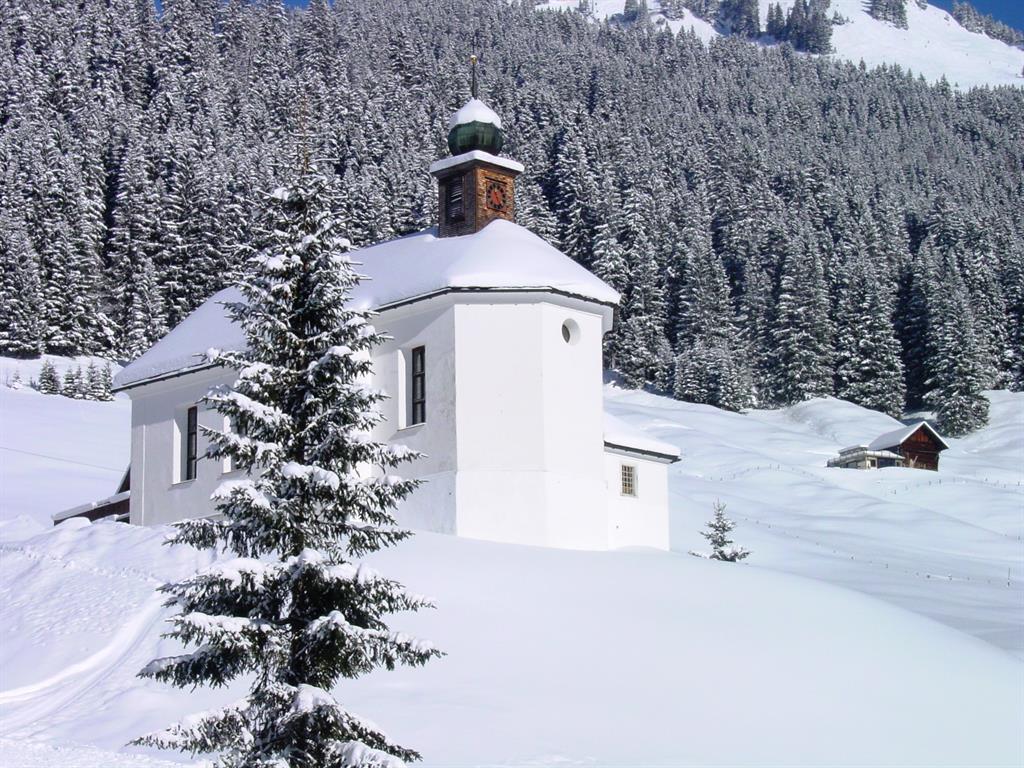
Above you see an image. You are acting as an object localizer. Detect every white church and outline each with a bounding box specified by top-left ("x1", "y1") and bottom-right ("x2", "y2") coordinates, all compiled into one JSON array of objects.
[{"x1": 70, "y1": 96, "x2": 679, "y2": 551}]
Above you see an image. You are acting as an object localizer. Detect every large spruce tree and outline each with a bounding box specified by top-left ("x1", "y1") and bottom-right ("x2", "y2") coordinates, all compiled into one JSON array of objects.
[
  {"x1": 926, "y1": 249, "x2": 990, "y2": 436},
  {"x1": 833, "y1": 254, "x2": 905, "y2": 417},
  {"x1": 135, "y1": 170, "x2": 440, "y2": 766}
]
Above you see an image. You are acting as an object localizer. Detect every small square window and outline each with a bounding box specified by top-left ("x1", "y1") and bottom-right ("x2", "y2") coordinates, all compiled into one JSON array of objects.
[{"x1": 620, "y1": 464, "x2": 636, "y2": 497}]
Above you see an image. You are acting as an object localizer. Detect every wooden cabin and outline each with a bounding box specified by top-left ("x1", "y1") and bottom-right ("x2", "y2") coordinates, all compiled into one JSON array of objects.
[
  {"x1": 829, "y1": 422, "x2": 949, "y2": 472},
  {"x1": 869, "y1": 422, "x2": 949, "y2": 471}
]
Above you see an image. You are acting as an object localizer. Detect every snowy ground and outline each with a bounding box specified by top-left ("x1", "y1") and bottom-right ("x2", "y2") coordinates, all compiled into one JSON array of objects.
[
  {"x1": 1, "y1": 358, "x2": 1021, "y2": 766},
  {"x1": 539, "y1": 0, "x2": 1024, "y2": 89},
  {"x1": 606, "y1": 386, "x2": 1024, "y2": 656},
  {"x1": 0, "y1": 356, "x2": 130, "y2": 530}
]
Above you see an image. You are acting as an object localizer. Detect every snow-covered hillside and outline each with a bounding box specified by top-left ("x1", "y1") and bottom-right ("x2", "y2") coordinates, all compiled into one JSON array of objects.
[
  {"x1": 607, "y1": 387, "x2": 1024, "y2": 655},
  {"x1": 0, "y1": 357, "x2": 129, "y2": 531},
  {"x1": 800, "y1": 0, "x2": 1023, "y2": 87},
  {"x1": 0, "y1": 363, "x2": 1021, "y2": 766},
  {"x1": 541, "y1": 0, "x2": 1024, "y2": 89}
]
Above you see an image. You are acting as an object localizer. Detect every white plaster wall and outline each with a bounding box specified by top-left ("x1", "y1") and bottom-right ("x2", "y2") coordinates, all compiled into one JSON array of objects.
[
  {"x1": 604, "y1": 450, "x2": 671, "y2": 551},
  {"x1": 539, "y1": 302, "x2": 608, "y2": 549},
  {"x1": 369, "y1": 299, "x2": 458, "y2": 535},
  {"x1": 452, "y1": 299, "x2": 609, "y2": 549},
  {"x1": 127, "y1": 367, "x2": 236, "y2": 527}
]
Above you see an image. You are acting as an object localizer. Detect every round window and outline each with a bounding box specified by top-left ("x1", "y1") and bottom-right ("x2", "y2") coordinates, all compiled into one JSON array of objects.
[{"x1": 561, "y1": 319, "x2": 580, "y2": 345}]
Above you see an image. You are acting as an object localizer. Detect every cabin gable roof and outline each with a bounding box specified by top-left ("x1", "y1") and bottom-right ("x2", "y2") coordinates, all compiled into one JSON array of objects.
[{"x1": 868, "y1": 421, "x2": 949, "y2": 452}]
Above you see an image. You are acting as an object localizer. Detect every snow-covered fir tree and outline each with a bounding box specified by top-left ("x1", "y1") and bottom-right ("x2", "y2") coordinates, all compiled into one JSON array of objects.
[
  {"x1": 0, "y1": 212, "x2": 43, "y2": 358},
  {"x1": 37, "y1": 361, "x2": 61, "y2": 395},
  {"x1": 768, "y1": 0, "x2": 833, "y2": 52},
  {"x1": 926, "y1": 249, "x2": 990, "y2": 436},
  {"x1": 108, "y1": 132, "x2": 167, "y2": 359},
  {"x1": 719, "y1": 0, "x2": 760, "y2": 38},
  {"x1": 672, "y1": 197, "x2": 754, "y2": 411},
  {"x1": 62, "y1": 366, "x2": 84, "y2": 399},
  {"x1": 869, "y1": 0, "x2": 908, "y2": 29},
  {"x1": 1001, "y1": 241, "x2": 1024, "y2": 390},
  {"x1": 952, "y1": 0, "x2": 1024, "y2": 47},
  {"x1": 85, "y1": 361, "x2": 114, "y2": 401},
  {"x1": 695, "y1": 500, "x2": 750, "y2": 562},
  {"x1": 769, "y1": 231, "x2": 833, "y2": 405},
  {"x1": 833, "y1": 254, "x2": 905, "y2": 418},
  {"x1": 134, "y1": 169, "x2": 441, "y2": 766}
]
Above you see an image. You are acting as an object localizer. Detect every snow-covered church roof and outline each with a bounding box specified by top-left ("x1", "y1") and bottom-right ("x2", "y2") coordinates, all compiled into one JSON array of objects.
[{"x1": 115, "y1": 220, "x2": 619, "y2": 390}]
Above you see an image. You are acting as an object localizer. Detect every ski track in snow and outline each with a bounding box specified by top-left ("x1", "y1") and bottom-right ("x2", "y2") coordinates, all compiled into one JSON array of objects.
[{"x1": 0, "y1": 595, "x2": 165, "y2": 734}]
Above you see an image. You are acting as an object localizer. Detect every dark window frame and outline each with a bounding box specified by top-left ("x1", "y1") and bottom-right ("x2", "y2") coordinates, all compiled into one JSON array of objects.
[
  {"x1": 185, "y1": 405, "x2": 198, "y2": 481},
  {"x1": 411, "y1": 346, "x2": 426, "y2": 425}
]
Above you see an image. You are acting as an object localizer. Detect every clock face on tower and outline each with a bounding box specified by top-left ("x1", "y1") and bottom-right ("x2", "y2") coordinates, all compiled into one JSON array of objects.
[{"x1": 485, "y1": 178, "x2": 508, "y2": 213}]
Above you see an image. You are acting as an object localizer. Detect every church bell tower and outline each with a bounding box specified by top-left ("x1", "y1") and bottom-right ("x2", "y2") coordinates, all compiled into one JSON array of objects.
[{"x1": 430, "y1": 56, "x2": 523, "y2": 238}]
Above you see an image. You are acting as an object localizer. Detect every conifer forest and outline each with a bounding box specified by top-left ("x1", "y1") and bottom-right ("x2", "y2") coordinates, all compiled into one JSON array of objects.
[{"x1": 1, "y1": 0, "x2": 1021, "y2": 435}]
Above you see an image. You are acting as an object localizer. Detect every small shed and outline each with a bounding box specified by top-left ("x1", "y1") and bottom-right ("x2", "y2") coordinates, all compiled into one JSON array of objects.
[{"x1": 867, "y1": 422, "x2": 949, "y2": 471}]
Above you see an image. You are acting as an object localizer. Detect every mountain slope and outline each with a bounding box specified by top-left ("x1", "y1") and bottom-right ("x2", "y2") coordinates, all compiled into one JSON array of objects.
[
  {"x1": 542, "y1": 0, "x2": 1024, "y2": 88},
  {"x1": 812, "y1": 0, "x2": 1024, "y2": 87}
]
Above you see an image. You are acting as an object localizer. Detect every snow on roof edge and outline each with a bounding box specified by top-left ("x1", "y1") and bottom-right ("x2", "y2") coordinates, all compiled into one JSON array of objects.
[
  {"x1": 604, "y1": 411, "x2": 680, "y2": 461},
  {"x1": 52, "y1": 490, "x2": 130, "y2": 522},
  {"x1": 429, "y1": 150, "x2": 524, "y2": 175},
  {"x1": 117, "y1": 221, "x2": 618, "y2": 390}
]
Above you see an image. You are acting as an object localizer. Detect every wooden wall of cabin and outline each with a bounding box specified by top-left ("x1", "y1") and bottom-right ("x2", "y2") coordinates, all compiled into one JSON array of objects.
[{"x1": 901, "y1": 429, "x2": 942, "y2": 471}]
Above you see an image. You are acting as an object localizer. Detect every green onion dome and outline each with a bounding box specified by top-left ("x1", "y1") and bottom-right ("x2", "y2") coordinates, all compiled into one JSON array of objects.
[{"x1": 446, "y1": 98, "x2": 504, "y2": 155}]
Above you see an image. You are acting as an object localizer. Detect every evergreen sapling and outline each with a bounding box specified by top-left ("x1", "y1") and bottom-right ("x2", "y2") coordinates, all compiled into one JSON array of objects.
[{"x1": 692, "y1": 500, "x2": 750, "y2": 562}]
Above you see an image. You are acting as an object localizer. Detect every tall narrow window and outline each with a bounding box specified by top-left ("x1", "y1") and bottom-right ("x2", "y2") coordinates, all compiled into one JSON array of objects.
[
  {"x1": 411, "y1": 346, "x2": 426, "y2": 425},
  {"x1": 446, "y1": 176, "x2": 465, "y2": 223},
  {"x1": 620, "y1": 464, "x2": 636, "y2": 497},
  {"x1": 185, "y1": 406, "x2": 198, "y2": 481}
]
